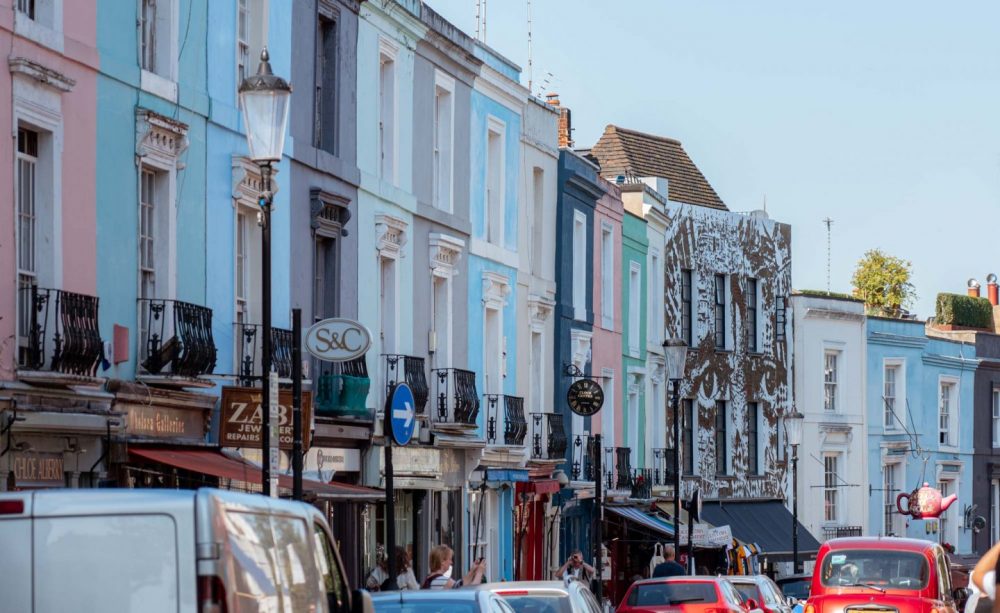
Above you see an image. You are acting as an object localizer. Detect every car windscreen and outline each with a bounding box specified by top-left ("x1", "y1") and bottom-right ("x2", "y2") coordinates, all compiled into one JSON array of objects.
[
  {"x1": 819, "y1": 549, "x2": 930, "y2": 590},
  {"x1": 630, "y1": 582, "x2": 719, "y2": 606},
  {"x1": 731, "y1": 584, "x2": 760, "y2": 604},
  {"x1": 778, "y1": 578, "x2": 809, "y2": 600},
  {"x1": 498, "y1": 594, "x2": 574, "y2": 613},
  {"x1": 374, "y1": 600, "x2": 479, "y2": 613}
]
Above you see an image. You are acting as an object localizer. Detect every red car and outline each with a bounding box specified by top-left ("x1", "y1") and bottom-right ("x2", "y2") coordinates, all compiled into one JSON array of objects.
[
  {"x1": 618, "y1": 577, "x2": 758, "y2": 613},
  {"x1": 805, "y1": 537, "x2": 961, "y2": 613}
]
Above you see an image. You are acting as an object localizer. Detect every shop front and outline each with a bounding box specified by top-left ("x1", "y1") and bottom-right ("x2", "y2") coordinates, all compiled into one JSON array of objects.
[
  {"x1": 1, "y1": 384, "x2": 117, "y2": 491},
  {"x1": 515, "y1": 468, "x2": 563, "y2": 580}
]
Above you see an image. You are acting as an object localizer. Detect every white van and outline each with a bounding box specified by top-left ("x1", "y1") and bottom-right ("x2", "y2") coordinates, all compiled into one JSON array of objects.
[{"x1": 0, "y1": 487, "x2": 376, "y2": 613}]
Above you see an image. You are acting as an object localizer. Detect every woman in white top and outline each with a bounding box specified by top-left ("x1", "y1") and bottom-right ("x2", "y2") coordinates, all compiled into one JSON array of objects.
[
  {"x1": 396, "y1": 547, "x2": 420, "y2": 591},
  {"x1": 422, "y1": 544, "x2": 486, "y2": 589}
]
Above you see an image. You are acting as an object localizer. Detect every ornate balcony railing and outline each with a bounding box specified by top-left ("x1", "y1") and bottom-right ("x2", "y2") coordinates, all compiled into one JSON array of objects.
[
  {"x1": 233, "y1": 323, "x2": 294, "y2": 385},
  {"x1": 823, "y1": 525, "x2": 863, "y2": 541},
  {"x1": 17, "y1": 286, "x2": 104, "y2": 377},
  {"x1": 631, "y1": 468, "x2": 653, "y2": 500},
  {"x1": 315, "y1": 356, "x2": 371, "y2": 418},
  {"x1": 570, "y1": 434, "x2": 601, "y2": 481},
  {"x1": 530, "y1": 413, "x2": 567, "y2": 461},
  {"x1": 384, "y1": 355, "x2": 429, "y2": 414},
  {"x1": 432, "y1": 368, "x2": 479, "y2": 425},
  {"x1": 138, "y1": 299, "x2": 217, "y2": 377},
  {"x1": 485, "y1": 395, "x2": 527, "y2": 445},
  {"x1": 613, "y1": 447, "x2": 633, "y2": 491},
  {"x1": 651, "y1": 448, "x2": 677, "y2": 487}
]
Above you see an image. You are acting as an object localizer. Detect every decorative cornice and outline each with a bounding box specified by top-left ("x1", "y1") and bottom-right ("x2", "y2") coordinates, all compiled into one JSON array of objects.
[
  {"x1": 232, "y1": 155, "x2": 281, "y2": 202},
  {"x1": 429, "y1": 233, "x2": 465, "y2": 276},
  {"x1": 570, "y1": 328, "x2": 593, "y2": 368},
  {"x1": 482, "y1": 271, "x2": 511, "y2": 308},
  {"x1": 527, "y1": 295, "x2": 556, "y2": 327},
  {"x1": 8, "y1": 57, "x2": 75, "y2": 92},
  {"x1": 804, "y1": 308, "x2": 866, "y2": 323},
  {"x1": 868, "y1": 331, "x2": 927, "y2": 349},
  {"x1": 311, "y1": 187, "x2": 351, "y2": 236},
  {"x1": 375, "y1": 214, "x2": 408, "y2": 257},
  {"x1": 922, "y1": 353, "x2": 979, "y2": 371},
  {"x1": 136, "y1": 109, "x2": 189, "y2": 168}
]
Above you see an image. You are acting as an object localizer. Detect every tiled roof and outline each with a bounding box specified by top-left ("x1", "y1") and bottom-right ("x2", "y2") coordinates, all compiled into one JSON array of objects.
[{"x1": 589, "y1": 125, "x2": 727, "y2": 210}]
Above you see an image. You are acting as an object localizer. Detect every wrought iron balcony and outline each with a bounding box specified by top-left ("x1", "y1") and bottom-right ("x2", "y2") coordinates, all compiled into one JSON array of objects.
[
  {"x1": 612, "y1": 447, "x2": 634, "y2": 491},
  {"x1": 485, "y1": 394, "x2": 527, "y2": 445},
  {"x1": 530, "y1": 413, "x2": 567, "y2": 461},
  {"x1": 651, "y1": 448, "x2": 678, "y2": 487},
  {"x1": 570, "y1": 434, "x2": 601, "y2": 481},
  {"x1": 17, "y1": 286, "x2": 104, "y2": 377},
  {"x1": 138, "y1": 299, "x2": 217, "y2": 377},
  {"x1": 384, "y1": 354, "x2": 429, "y2": 414},
  {"x1": 432, "y1": 368, "x2": 479, "y2": 425},
  {"x1": 823, "y1": 525, "x2": 863, "y2": 541},
  {"x1": 233, "y1": 322, "x2": 294, "y2": 385},
  {"x1": 315, "y1": 356, "x2": 371, "y2": 418},
  {"x1": 631, "y1": 468, "x2": 653, "y2": 500}
]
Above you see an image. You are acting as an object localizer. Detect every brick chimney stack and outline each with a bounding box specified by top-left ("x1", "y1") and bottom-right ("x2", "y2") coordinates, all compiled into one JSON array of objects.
[
  {"x1": 989, "y1": 274, "x2": 999, "y2": 306},
  {"x1": 546, "y1": 93, "x2": 573, "y2": 148},
  {"x1": 968, "y1": 278, "x2": 981, "y2": 298}
]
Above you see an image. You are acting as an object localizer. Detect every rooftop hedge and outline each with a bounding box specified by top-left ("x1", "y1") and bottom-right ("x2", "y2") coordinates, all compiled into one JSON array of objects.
[{"x1": 935, "y1": 292, "x2": 993, "y2": 329}]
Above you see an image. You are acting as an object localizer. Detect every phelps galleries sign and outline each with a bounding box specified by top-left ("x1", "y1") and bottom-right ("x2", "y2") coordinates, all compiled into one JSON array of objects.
[{"x1": 219, "y1": 387, "x2": 313, "y2": 451}]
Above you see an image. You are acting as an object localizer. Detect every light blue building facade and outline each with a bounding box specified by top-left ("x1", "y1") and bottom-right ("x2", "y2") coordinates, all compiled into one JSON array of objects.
[
  {"x1": 867, "y1": 317, "x2": 976, "y2": 554},
  {"x1": 464, "y1": 42, "x2": 528, "y2": 582}
]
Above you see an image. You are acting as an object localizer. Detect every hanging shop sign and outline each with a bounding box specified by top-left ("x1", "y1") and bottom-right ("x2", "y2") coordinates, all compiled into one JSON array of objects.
[
  {"x1": 304, "y1": 318, "x2": 372, "y2": 362},
  {"x1": 219, "y1": 386, "x2": 313, "y2": 450},
  {"x1": 567, "y1": 378, "x2": 605, "y2": 417}
]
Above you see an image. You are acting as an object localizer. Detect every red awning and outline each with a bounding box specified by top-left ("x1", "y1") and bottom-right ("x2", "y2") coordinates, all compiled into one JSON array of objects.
[
  {"x1": 518, "y1": 479, "x2": 560, "y2": 495},
  {"x1": 128, "y1": 447, "x2": 382, "y2": 501}
]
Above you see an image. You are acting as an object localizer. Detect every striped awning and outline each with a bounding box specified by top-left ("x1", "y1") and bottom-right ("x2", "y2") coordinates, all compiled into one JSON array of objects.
[{"x1": 606, "y1": 505, "x2": 676, "y2": 538}]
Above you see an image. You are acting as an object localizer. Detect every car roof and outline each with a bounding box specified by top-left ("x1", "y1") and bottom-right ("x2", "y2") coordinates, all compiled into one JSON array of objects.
[
  {"x1": 632, "y1": 576, "x2": 724, "y2": 586},
  {"x1": 823, "y1": 537, "x2": 938, "y2": 554},
  {"x1": 480, "y1": 581, "x2": 570, "y2": 592},
  {"x1": 775, "y1": 574, "x2": 811, "y2": 582}
]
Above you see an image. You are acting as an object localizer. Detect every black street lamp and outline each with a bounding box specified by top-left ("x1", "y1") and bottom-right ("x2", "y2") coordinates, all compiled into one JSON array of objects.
[
  {"x1": 784, "y1": 407, "x2": 805, "y2": 573},
  {"x1": 239, "y1": 48, "x2": 291, "y2": 497},
  {"x1": 662, "y1": 337, "x2": 688, "y2": 562}
]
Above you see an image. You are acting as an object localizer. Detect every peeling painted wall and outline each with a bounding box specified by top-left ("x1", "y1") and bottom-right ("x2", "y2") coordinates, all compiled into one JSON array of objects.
[{"x1": 663, "y1": 205, "x2": 792, "y2": 500}]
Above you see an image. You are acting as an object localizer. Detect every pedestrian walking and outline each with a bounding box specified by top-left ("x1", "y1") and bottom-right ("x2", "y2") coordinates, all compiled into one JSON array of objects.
[
  {"x1": 421, "y1": 544, "x2": 487, "y2": 589},
  {"x1": 556, "y1": 550, "x2": 596, "y2": 582},
  {"x1": 365, "y1": 549, "x2": 390, "y2": 591},
  {"x1": 651, "y1": 545, "x2": 685, "y2": 578}
]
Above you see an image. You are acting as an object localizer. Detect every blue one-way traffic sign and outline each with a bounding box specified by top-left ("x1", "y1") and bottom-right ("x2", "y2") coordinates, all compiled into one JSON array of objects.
[{"x1": 387, "y1": 383, "x2": 416, "y2": 446}]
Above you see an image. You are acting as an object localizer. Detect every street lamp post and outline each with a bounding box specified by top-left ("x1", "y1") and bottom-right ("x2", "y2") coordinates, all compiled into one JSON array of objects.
[
  {"x1": 239, "y1": 49, "x2": 291, "y2": 497},
  {"x1": 784, "y1": 407, "x2": 805, "y2": 574},
  {"x1": 663, "y1": 338, "x2": 688, "y2": 563}
]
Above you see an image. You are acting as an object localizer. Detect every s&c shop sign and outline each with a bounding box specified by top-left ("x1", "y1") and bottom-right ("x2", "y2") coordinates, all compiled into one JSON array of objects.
[{"x1": 304, "y1": 318, "x2": 371, "y2": 362}]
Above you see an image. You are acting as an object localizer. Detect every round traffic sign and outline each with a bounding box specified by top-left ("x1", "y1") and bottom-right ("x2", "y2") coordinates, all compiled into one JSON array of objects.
[
  {"x1": 567, "y1": 378, "x2": 604, "y2": 416},
  {"x1": 387, "y1": 383, "x2": 416, "y2": 446}
]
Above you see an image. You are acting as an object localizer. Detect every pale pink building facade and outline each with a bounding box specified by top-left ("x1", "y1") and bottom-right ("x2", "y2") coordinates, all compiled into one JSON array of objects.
[{"x1": 590, "y1": 179, "x2": 624, "y2": 450}]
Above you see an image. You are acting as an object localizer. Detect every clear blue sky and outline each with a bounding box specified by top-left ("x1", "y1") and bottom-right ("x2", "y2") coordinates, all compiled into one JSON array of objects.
[{"x1": 427, "y1": 0, "x2": 1000, "y2": 317}]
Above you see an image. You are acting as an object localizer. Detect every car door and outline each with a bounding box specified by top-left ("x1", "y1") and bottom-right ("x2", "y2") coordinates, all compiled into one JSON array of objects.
[{"x1": 313, "y1": 520, "x2": 352, "y2": 613}]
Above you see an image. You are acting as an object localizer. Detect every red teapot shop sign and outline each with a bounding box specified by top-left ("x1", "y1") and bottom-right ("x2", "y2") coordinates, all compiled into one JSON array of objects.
[{"x1": 896, "y1": 482, "x2": 958, "y2": 519}]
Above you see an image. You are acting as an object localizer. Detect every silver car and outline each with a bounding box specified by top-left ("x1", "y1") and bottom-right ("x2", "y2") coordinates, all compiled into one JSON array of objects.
[
  {"x1": 372, "y1": 587, "x2": 516, "y2": 613},
  {"x1": 482, "y1": 579, "x2": 604, "y2": 613},
  {"x1": 726, "y1": 575, "x2": 792, "y2": 613}
]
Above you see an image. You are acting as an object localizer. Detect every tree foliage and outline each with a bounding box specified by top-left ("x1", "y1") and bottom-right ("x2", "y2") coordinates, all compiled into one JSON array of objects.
[{"x1": 851, "y1": 249, "x2": 916, "y2": 317}]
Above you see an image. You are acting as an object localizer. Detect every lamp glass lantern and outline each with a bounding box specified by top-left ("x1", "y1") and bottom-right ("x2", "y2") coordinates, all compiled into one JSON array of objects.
[
  {"x1": 238, "y1": 48, "x2": 292, "y2": 164},
  {"x1": 784, "y1": 408, "x2": 805, "y2": 448},
  {"x1": 663, "y1": 337, "x2": 689, "y2": 381}
]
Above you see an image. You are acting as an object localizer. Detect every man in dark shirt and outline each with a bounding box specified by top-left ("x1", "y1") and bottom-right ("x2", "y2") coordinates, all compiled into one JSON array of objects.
[{"x1": 652, "y1": 545, "x2": 686, "y2": 578}]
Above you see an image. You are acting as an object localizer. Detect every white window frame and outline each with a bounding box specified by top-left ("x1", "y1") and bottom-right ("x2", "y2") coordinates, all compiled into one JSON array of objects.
[
  {"x1": 883, "y1": 460, "x2": 904, "y2": 537},
  {"x1": 429, "y1": 234, "x2": 463, "y2": 370},
  {"x1": 601, "y1": 368, "x2": 616, "y2": 448},
  {"x1": 432, "y1": 71, "x2": 455, "y2": 213},
  {"x1": 627, "y1": 369, "x2": 643, "y2": 465},
  {"x1": 237, "y1": 0, "x2": 269, "y2": 87},
  {"x1": 823, "y1": 453, "x2": 840, "y2": 524},
  {"x1": 992, "y1": 478, "x2": 1000, "y2": 545},
  {"x1": 746, "y1": 277, "x2": 760, "y2": 352},
  {"x1": 14, "y1": 0, "x2": 64, "y2": 52},
  {"x1": 938, "y1": 376, "x2": 959, "y2": 448},
  {"x1": 572, "y1": 210, "x2": 587, "y2": 321},
  {"x1": 883, "y1": 359, "x2": 905, "y2": 430},
  {"x1": 377, "y1": 38, "x2": 398, "y2": 184},
  {"x1": 628, "y1": 261, "x2": 641, "y2": 356},
  {"x1": 993, "y1": 387, "x2": 1000, "y2": 448},
  {"x1": 530, "y1": 167, "x2": 545, "y2": 276},
  {"x1": 138, "y1": 0, "x2": 179, "y2": 102},
  {"x1": 747, "y1": 401, "x2": 761, "y2": 476},
  {"x1": 482, "y1": 271, "x2": 510, "y2": 396},
  {"x1": 485, "y1": 115, "x2": 506, "y2": 246},
  {"x1": 937, "y1": 475, "x2": 957, "y2": 547},
  {"x1": 375, "y1": 215, "x2": 407, "y2": 397},
  {"x1": 648, "y1": 250, "x2": 663, "y2": 347},
  {"x1": 600, "y1": 223, "x2": 614, "y2": 330},
  {"x1": 824, "y1": 349, "x2": 840, "y2": 412}
]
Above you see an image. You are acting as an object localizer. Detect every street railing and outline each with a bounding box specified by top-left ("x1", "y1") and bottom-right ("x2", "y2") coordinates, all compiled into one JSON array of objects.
[
  {"x1": 431, "y1": 367, "x2": 479, "y2": 425},
  {"x1": 138, "y1": 298, "x2": 217, "y2": 377},
  {"x1": 486, "y1": 394, "x2": 527, "y2": 445},
  {"x1": 571, "y1": 434, "x2": 600, "y2": 481},
  {"x1": 383, "y1": 354, "x2": 429, "y2": 415},
  {"x1": 823, "y1": 525, "x2": 863, "y2": 540},
  {"x1": 233, "y1": 322, "x2": 294, "y2": 385},
  {"x1": 530, "y1": 412, "x2": 567, "y2": 461},
  {"x1": 17, "y1": 285, "x2": 104, "y2": 377}
]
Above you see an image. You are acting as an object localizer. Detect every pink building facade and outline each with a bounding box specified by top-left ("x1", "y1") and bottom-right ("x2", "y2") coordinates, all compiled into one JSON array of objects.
[
  {"x1": 590, "y1": 181, "x2": 624, "y2": 451},
  {"x1": 0, "y1": 0, "x2": 108, "y2": 490}
]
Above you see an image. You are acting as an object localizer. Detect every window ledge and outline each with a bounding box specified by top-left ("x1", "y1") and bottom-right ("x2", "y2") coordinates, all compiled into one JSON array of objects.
[
  {"x1": 141, "y1": 70, "x2": 178, "y2": 103},
  {"x1": 14, "y1": 15, "x2": 64, "y2": 53}
]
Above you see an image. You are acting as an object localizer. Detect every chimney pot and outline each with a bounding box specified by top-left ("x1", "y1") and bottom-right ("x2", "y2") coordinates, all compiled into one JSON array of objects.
[
  {"x1": 968, "y1": 278, "x2": 981, "y2": 298},
  {"x1": 545, "y1": 93, "x2": 560, "y2": 106},
  {"x1": 988, "y1": 273, "x2": 998, "y2": 305}
]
